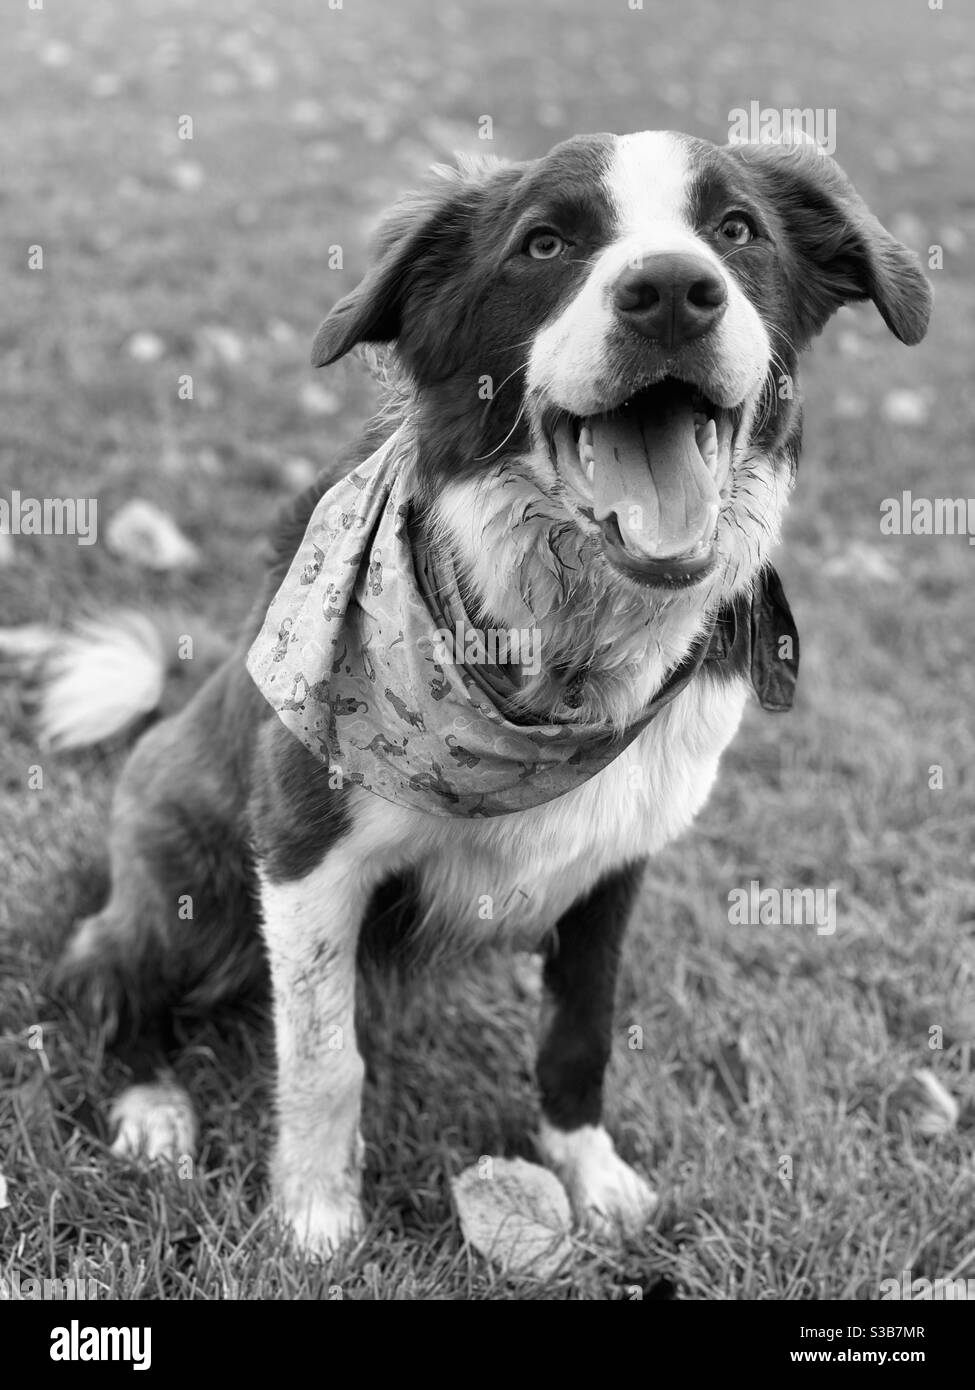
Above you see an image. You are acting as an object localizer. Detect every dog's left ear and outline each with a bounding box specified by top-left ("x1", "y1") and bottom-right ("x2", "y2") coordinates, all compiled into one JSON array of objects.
[
  {"x1": 724, "y1": 142, "x2": 932, "y2": 346},
  {"x1": 311, "y1": 156, "x2": 514, "y2": 369}
]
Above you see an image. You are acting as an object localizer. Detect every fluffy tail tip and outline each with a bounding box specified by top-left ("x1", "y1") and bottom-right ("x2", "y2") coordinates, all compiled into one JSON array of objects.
[{"x1": 37, "y1": 611, "x2": 168, "y2": 751}]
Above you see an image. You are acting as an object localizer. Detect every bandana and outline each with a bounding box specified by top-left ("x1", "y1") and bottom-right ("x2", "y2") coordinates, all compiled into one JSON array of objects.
[{"x1": 246, "y1": 429, "x2": 799, "y2": 818}]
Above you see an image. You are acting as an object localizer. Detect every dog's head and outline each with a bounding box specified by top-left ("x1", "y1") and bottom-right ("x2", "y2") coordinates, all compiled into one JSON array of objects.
[{"x1": 312, "y1": 131, "x2": 930, "y2": 598}]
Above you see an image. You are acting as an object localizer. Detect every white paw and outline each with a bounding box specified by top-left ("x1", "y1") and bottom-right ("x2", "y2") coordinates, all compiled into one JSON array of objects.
[
  {"x1": 537, "y1": 1122, "x2": 657, "y2": 1239},
  {"x1": 109, "y1": 1079, "x2": 198, "y2": 1163},
  {"x1": 277, "y1": 1187, "x2": 364, "y2": 1258}
]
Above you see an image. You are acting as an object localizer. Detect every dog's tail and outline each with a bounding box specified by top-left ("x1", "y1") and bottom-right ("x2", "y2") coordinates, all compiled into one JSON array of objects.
[{"x1": 0, "y1": 610, "x2": 230, "y2": 750}]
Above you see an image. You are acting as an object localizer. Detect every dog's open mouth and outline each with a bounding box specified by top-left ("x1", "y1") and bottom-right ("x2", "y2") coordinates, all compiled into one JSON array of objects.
[{"x1": 549, "y1": 379, "x2": 737, "y2": 588}]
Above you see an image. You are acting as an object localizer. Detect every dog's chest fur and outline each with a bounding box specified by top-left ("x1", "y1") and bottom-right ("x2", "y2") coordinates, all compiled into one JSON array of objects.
[{"x1": 351, "y1": 673, "x2": 748, "y2": 948}]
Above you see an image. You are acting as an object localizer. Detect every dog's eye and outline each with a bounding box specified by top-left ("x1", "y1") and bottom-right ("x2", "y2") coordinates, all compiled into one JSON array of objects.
[
  {"x1": 525, "y1": 229, "x2": 567, "y2": 260},
  {"x1": 718, "y1": 214, "x2": 755, "y2": 246}
]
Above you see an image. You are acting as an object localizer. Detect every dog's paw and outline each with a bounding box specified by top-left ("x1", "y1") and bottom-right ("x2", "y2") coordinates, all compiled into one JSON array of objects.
[
  {"x1": 536, "y1": 1121, "x2": 657, "y2": 1239},
  {"x1": 277, "y1": 1187, "x2": 364, "y2": 1258},
  {"x1": 109, "y1": 1079, "x2": 198, "y2": 1163},
  {"x1": 573, "y1": 1151, "x2": 658, "y2": 1239}
]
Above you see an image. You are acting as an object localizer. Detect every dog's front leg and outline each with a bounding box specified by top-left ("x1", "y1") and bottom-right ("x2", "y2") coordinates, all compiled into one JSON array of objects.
[
  {"x1": 257, "y1": 847, "x2": 370, "y2": 1257},
  {"x1": 536, "y1": 862, "x2": 658, "y2": 1238}
]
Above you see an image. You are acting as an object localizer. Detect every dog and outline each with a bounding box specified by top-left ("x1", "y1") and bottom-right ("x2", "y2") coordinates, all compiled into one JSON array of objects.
[{"x1": 45, "y1": 130, "x2": 930, "y2": 1255}]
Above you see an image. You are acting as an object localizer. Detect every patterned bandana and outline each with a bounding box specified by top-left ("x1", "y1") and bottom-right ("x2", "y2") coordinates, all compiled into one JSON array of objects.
[{"x1": 246, "y1": 428, "x2": 799, "y2": 818}]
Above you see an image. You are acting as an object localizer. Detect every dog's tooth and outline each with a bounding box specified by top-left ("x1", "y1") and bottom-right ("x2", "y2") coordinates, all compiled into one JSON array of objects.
[
  {"x1": 576, "y1": 422, "x2": 596, "y2": 487},
  {"x1": 714, "y1": 433, "x2": 734, "y2": 495},
  {"x1": 693, "y1": 411, "x2": 708, "y2": 427},
  {"x1": 695, "y1": 417, "x2": 718, "y2": 469}
]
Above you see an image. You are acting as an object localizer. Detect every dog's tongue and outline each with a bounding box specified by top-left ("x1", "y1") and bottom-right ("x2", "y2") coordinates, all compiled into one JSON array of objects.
[{"x1": 591, "y1": 392, "x2": 720, "y2": 558}]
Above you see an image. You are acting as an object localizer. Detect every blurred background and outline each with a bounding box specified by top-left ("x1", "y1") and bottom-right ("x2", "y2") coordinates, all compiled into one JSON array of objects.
[{"x1": 1, "y1": 0, "x2": 973, "y2": 1299}]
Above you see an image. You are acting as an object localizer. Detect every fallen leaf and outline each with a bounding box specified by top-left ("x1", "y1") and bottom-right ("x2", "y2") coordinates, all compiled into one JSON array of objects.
[
  {"x1": 106, "y1": 500, "x2": 200, "y2": 571},
  {"x1": 823, "y1": 542, "x2": 899, "y2": 584},
  {"x1": 266, "y1": 319, "x2": 296, "y2": 345},
  {"x1": 240, "y1": 53, "x2": 278, "y2": 90},
  {"x1": 90, "y1": 73, "x2": 122, "y2": 99},
  {"x1": 881, "y1": 389, "x2": 930, "y2": 427},
  {"x1": 126, "y1": 332, "x2": 166, "y2": 363},
  {"x1": 198, "y1": 325, "x2": 245, "y2": 365},
  {"x1": 837, "y1": 329, "x2": 866, "y2": 358},
  {"x1": 171, "y1": 161, "x2": 205, "y2": 192},
  {"x1": 299, "y1": 382, "x2": 341, "y2": 417},
  {"x1": 888, "y1": 1069, "x2": 959, "y2": 1137},
  {"x1": 39, "y1": 41, "x2": 72, "y2": 68},
  {"x1": 452, "y1": 1158, "x2": 572, "y2": 1279},
  {"x1": 833, "y1": 391, "x2": 866, "y2": 420},
  {"x1": 281, "y1": 456, "x2": 318, "y2": 491},
  {"x1": 290, "y1": 99, "x2": 326, "y2": 127}
]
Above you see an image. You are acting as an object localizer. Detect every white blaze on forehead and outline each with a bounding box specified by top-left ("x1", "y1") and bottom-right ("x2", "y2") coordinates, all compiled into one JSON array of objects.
[
  {"x1": 608, "y1": 130, "x2": 695, "y2": 235},
  {"x1": 526, "y1": 129, "x2": 771, "y2": 417}
]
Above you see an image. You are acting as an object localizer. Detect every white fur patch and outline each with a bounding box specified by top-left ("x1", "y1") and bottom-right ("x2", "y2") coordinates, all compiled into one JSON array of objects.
[
  {"x1": 537, "y1": 1120, "x2": 657, "y2": 1237},
  {"x1": 38, "y1": 613, "x2": 168, "y2": 750},
  {"x1": 317, "y1": 672, "x2": 748, "y2": 952},
  {"x1": 277, "y1": 1187, "x2": 364, "y2": 1259},
  {"x1": 611, "y1": 130, "x2": 694, "y2": 235},
  {"x1": 433, "y1": 464, "x2": 764, "y2": 733},
  {"x1": 258, "y1": 857, "x2": 376, "y2": 1256},
  {"x1": 417, "y1": 676, "x2": 747, "y2": 946},
  {"x1": 109, "y1": 1079, "x2": 197, "y2": 1162}
]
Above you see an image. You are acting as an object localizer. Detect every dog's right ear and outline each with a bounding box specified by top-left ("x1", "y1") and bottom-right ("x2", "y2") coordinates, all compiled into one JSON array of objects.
[
  {"x1": 311, "y1": 156, "x2": 512, "y2": 369},
  {"x1": 723, "y1": 141, "x2": 932, "y2": 347}
]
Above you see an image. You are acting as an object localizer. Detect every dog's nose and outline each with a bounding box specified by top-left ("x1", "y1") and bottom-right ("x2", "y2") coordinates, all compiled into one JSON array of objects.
[{"x1": 613, "y1": 254, "x2": 728, "y2": 347}]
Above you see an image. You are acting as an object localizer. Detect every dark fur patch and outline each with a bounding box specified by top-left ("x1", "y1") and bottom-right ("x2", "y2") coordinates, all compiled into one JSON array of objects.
[
  {"x1": 56, "y1": 657, "x2": 273, "y2": 1036},
  {"x1": 312, "y1": 136, "x2": 618, "y2": 497},
  {"x1": 537, "y1": 862, "x2": 645, "y2": 1130},
  {"x1": 718, "y1": 141, "x2": 931, "y2": 347},
  {"x1": 358, "y1": 870, "x2": 424, "y2": 969},
  {"x1": 248, "y1": 717, "x2": 352, "y2": 885}
]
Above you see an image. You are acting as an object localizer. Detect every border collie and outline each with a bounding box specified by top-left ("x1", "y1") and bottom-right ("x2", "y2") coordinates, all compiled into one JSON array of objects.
[{"x1": 47, "y1": 131, "x2": 930, "y2": 1255}]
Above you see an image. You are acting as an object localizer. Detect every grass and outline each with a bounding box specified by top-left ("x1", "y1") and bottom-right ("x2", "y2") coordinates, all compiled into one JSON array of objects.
[{"x1": 2, "y1": 0, "x2": 974, "y2": 1300}]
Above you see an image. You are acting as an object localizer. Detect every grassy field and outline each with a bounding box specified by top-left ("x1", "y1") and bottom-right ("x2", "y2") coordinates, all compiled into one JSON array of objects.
[{"x1": 1, "y1": 0, "x2": 973, "y2": 1300}]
